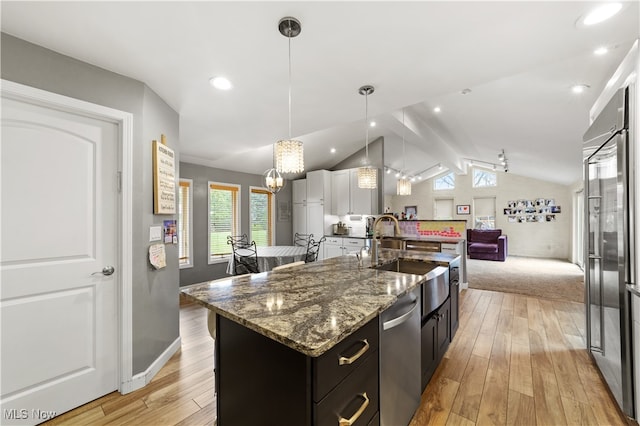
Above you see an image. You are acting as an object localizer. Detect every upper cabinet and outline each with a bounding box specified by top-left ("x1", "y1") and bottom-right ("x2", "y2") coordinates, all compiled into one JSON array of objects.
[
  {"x1": 306, "y1": 170, "x2": 331, "y2": 205},
  {"x1": 292, "y1": 179, "x2": 307, "y2": 204},
  {"x1": 331, "y1": 168, "x2": 378, "y2": 215}
]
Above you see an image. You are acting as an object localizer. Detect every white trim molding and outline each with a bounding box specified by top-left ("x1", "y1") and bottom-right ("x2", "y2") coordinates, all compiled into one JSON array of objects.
[
  {"x1": 1, "y1": 79, "x2": 135, "y2": 395},
  {"x1": 125, "y1": 337, "x2": 182, "y2": 393}
]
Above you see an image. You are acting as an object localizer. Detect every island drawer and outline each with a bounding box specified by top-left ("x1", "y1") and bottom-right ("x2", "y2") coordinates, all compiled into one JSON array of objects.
[
  {"x1": 313, "y1": 317, "x2": 379, "y2": 401},
  {"x1": 405, "y1": 240, "x2": 441, "y2": 252},
  {"x1": 314, "y1": 350, "x2": 379, "y2": 426}
]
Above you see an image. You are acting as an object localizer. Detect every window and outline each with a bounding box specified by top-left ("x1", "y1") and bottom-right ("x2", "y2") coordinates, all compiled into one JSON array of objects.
[
  {"x1": 209, "y1": 182, "x2": 240, "y2": 261},
  {"x1": 473, "y1": 169, "x2": 497, "y2": 188},
  {"x1": 250, "y1": 187, "x2": 274, "y2": 246},
  {"x1": 434, "y1": 198, "x2": 454, "y2": 219},
  {"x1": 178, "y1": 179, "x2": 193, "y2": 268},
  {"x1": 473, "y1": 197, "x2": 496, "y2": 229},
  {"x1": 433, "y1": 172, "x2": 455, "y2": 190}
]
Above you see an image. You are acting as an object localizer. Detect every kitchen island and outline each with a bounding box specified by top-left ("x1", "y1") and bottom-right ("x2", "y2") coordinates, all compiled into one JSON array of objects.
[{"x1": 182, "y1": 251, "x2": 460, "y2": 426}]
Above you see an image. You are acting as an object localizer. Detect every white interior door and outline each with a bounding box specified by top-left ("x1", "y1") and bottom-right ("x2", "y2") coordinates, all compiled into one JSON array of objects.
[{"x1": 1, "y1": 93, "x2": 118, "y2": 424}]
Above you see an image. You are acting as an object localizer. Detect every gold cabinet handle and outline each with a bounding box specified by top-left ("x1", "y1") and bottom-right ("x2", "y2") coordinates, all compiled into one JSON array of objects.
[
  {"x1": 338, "y1": 392, "x2": 369, "y2": 426},
  {"x1": 338, "y1": 339, "x2": 369, "y2": 366}
]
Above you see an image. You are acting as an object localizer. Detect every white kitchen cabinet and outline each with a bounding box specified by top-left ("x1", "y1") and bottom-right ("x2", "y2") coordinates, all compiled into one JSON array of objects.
[
  {"x1": 323, "y1": 237, "x2": 369, "y2": 259},
  {"x1": 292, "y1": 171, "x2": 332, "y2": 261},
  {"x1": 306, "y1": 170, "x2": 330, "y2": 204},
  {"x1": 331, "y1": 168, "x2": 377, "y2": 215},
  {"x1": 292, "y1": 179, "x2": 307, "y2": 204},
  {"x1": 324, "y1": 237, "x2": 345, "y2": 259}
]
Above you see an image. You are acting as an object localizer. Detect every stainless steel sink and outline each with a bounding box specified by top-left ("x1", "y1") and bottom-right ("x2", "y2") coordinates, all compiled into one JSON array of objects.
[
  {"x1": 374, "y1": 258, "x2": 438, "y2": 275},
  {"x1": 374, "y1": 258, "x2": 450, "y2": 319}
]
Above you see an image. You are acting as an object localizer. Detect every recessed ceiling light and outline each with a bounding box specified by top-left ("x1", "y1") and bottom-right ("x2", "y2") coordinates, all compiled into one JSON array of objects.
[
  {"x1": 209, "y1": 76, "x2": 232, "y2": 90},
  {"x1": 594, "y1": 47, "x2": 609, "y2": 55},
  {"x1": 370, "y1": 121, "x2": 376, "y2": 127},
  {"x1": 330, "y1": 148, "x2": 336, "y2": 154},
  {"x1": 395, "y1": 172, "x2": 400, "y2": 178},
  {"x1": 434, "y1": 106, "x2": 441, "y2": 113},
  {"x1": 571, "y1": 84, "x2": 590, "y2": 94},
  {"x1": 386, "y1": 168, "x2": 391, "y2": 174},
  {"x1": 581, "y1": 3, "x2": 623, "y2": 26},
  {"x1": 418, "y1": 176, "x2": 422, "y2": 180}
]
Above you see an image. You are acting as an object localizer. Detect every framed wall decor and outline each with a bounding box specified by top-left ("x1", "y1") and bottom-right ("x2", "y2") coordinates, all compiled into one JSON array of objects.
[
  {"x1": 152, "y1": 134, "x2": 176, "y2": 214},
  {"x1": 404, "y1": 205, "x2": 417, "y2": 219},
  {"x1": 457, "y1": 204, "x2": 470, "y2": 215}
]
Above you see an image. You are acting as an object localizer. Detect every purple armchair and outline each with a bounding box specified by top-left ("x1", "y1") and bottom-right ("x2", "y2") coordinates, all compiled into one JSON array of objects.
[{"x1": 467, "y1": 229, "x2": 508, "y2": 261}]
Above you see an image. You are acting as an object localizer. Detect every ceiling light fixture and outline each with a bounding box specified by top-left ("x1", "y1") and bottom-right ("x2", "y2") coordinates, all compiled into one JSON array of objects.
[
  {"x1": 581, "y1": 3, "x2": 623, "y2": 26},
  {"x1": 330, "y1": 148, "x2": 336, "y2": 154},
  {"x1": 370, "y1": 121, "x2": 376, "y2": 127},
  {"x1": 571, "y1": 84, "x2": 590, "y2": 94},
  {"x1": 209, "y1": 76, "x2": 232, "y2": 90},
  {"x1": 357, "y1": 85, "x2": 377, "y2": 189},
  {"x1": 433, "y1": 106, "x2": 441, "y2": 113},
  {"x1": 594, "y1": 47, "x2": 609, "y2": 55},
  {"x1": 265, "y1": 17, "x2": 304, "y2": 193},
  {"x1": 275, "y1": 18, "x2": 304, "y2": 174},
  {"x1": 397, "y1": 108, "x2": 411, "y2": 196}
]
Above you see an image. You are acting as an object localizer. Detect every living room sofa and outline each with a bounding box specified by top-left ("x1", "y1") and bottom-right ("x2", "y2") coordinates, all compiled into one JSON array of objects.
[{"x1": 467, "y1": 229, "x2": 508, "y2": 261}]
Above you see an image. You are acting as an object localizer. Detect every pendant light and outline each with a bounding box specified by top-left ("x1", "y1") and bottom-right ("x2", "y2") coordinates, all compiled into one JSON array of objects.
[
  {"x1": 276, "y1": 17, "x2": 304, "y2": 174},
  {"x1": 264, "y1": 17, "x2": 304, "y2": 192},
  {"x1": 357, "y1": 85, "x2": 377, "y2": 189},
  {"x1": 397, "y1": 108, "x2": 411, "y2": 195}
]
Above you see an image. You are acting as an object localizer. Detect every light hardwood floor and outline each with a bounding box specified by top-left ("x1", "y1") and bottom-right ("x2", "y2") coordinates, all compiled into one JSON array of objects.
[{"x1": 46, "y1": 289, "x2": 633, "y2": 426}]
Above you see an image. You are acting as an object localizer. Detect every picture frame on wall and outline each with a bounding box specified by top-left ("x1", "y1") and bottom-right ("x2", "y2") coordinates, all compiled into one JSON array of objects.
[
  {"x1": 404, "y1": 205, "x2": 417, "y2": 219},
  {"x1": 457, "y1": 204, "x2": 470, "y2": 215}
]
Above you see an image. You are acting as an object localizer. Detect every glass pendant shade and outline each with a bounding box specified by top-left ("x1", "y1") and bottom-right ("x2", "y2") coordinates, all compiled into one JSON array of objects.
[
  {"x1": 397, "y1": 178, "x2": 412, "y2": 195},
  {"x1": 264, "y1": 168, "x2": 284, "y2": 194},
  {"x1": 357, "y1": 166, "x2": 377, "y2": 189},
  {"x1": 275, "y1": 139, "x2": 304, "y2": 173}
]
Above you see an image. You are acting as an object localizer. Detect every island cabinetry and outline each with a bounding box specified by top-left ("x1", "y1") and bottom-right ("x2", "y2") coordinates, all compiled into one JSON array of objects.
[
  {"x1": 216, "y1": 315, "x2": 380, "y2": 426},
  {"x1": 421, "y1": 297, "x2": 451, "y2": 390},
  {"x1": 449, "y1": 258, "x2": 460, "y2": 339}
]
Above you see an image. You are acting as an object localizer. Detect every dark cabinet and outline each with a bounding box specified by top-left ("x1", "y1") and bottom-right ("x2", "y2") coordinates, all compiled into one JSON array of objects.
[
  {"x1": 216, "y1": 315, "x2": 380, "y2": 426},
  {"x1": 421, "y1": 297, "x2": 451, "y2": 390},
  {"x1": 450, "y1": 280, "x2": 459, "y2": 339}
]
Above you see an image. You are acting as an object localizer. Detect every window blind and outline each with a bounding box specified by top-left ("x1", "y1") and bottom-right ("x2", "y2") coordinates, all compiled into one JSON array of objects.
[
  {"x1": 209, "y1": 182, "x2": 240, "y2": 257},
  {"x1": 434, "y1": 198, "x2": 454, "y2": 219},
  {"x1": 250, "y1": 188, "x2": 273, "y2": 246},
  {"x1": 178, "y1": 179, "x2": 192, "y2": 266}
]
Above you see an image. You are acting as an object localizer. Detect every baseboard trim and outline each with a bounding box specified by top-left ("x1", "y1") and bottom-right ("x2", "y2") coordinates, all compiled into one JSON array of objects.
[{"x1": 121, "y1": 336, "x2": 181, "y2": 394}]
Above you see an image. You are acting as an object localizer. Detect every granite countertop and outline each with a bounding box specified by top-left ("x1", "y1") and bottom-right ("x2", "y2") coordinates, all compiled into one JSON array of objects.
[{"x1": 181, "y1": 251, "x2": 457, "y2": 357}]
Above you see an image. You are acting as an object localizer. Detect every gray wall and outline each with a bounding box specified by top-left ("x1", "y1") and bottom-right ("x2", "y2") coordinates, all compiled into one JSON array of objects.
[
  {"x1": 179, "y1": 162, "x2": 293, "y2": 286},
  {"x1": 331, "y1": 136, "x2": 384, "y2": 213},
  {"x1": 1, "y1": 33, "x2": 180, "y2": 375}
]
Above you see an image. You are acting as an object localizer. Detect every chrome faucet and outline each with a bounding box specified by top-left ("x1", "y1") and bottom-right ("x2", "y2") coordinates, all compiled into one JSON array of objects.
[{"x1": 371, "y1": 214, "x2": 401, "y2": 264}]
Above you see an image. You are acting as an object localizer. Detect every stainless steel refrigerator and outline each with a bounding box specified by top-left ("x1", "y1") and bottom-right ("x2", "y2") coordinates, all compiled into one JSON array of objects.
[{"x1": 583, "y1": 85, "x2": 635, "y2": 418}]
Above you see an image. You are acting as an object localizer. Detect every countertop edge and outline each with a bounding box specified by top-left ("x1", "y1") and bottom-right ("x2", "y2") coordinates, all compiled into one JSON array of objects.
[{"x1": 182, "y1": 285, "x2": 402, "y2": 357}]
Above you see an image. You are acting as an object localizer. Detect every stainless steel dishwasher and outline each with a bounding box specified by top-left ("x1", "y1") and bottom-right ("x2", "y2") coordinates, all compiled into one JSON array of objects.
[{"x1": 379, "y1": 287, "x2": 421, "y2": 426}]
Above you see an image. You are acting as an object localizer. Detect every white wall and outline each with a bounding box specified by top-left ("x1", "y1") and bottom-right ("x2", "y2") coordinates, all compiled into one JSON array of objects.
[{"x1": 386, "y1": 168, "x2": 573, "y2": 260}]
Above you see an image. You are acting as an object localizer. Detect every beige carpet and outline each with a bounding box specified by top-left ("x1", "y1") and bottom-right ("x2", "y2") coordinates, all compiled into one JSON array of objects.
[{"x1": 466, "y1": 256, "x2": 585, "y2": 303}]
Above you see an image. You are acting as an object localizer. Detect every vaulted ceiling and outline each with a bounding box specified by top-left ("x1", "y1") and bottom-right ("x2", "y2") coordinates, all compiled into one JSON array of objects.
[{"x1": 2, "y1": 1, "x2": 638, "y2": 193}]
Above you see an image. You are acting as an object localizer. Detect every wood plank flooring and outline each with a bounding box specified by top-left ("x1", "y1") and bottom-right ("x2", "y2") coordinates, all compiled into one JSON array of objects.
[{"x1": 46, "y1": 289, "x2": 633, "y2": 426}]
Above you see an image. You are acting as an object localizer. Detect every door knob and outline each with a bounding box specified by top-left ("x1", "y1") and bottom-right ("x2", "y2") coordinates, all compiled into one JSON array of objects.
[{"x1": 92, "y1": 266, "x2": 115, "y2": 276}]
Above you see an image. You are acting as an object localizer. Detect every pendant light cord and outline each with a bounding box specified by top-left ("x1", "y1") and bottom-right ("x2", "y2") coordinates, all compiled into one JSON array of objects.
[
  {"x1": 288, "y1": 28, "x2": 292, "y2": 140},
  {"x1": 402, "y1": 109, "x2": 406, "y2": 173},
  {"x1": 365, "y1": 91, "x2": 369, "y2": 163}
]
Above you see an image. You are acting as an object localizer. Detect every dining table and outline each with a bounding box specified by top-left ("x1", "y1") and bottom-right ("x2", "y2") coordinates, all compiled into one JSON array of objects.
[{"x1": 226, "y1": 245, "x2": 308, "y2": 274}]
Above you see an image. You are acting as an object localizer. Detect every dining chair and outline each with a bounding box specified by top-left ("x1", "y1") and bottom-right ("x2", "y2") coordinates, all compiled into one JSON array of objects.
[
  {"x1": 231, "y1": 240, "x2": 260, "y2": 275},
  {"x1": 294, "y1": 232, "x2": 314, "y2": 247},
  {"x1": 272, "y1": 261, "x2": 306, "y2": 271},
  {"x1": 227, "y1": 234, "x2": 249, "y2": 248},
  {"x1": 304, "y1": 236, "x2": 326, "y2": 263}
]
